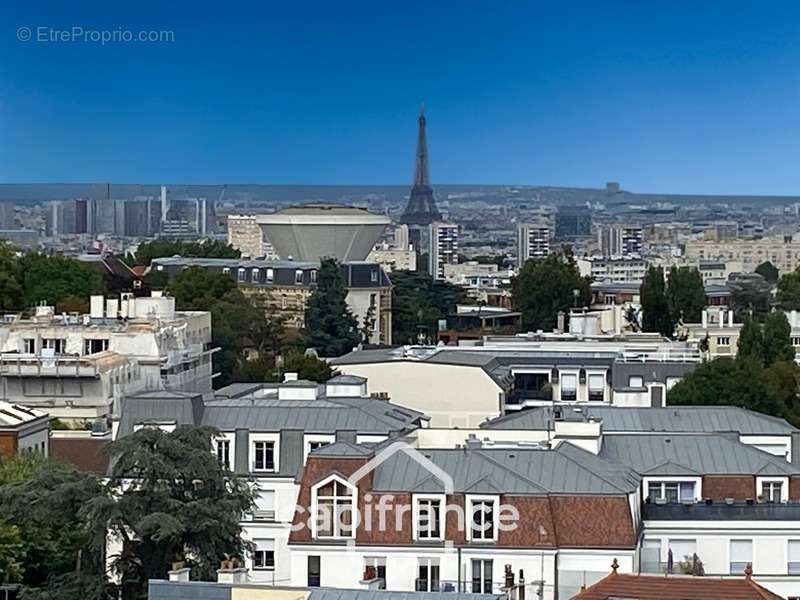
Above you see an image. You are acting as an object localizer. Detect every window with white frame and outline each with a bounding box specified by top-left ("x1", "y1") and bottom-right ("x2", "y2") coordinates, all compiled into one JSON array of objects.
[
  {"x1": 252, "y1": 440, "x2": 276, "y2": 472},
  {"x1": 253, "y1": 488, "x2": 275, "y2": 521},
  {"x1": 758, "y1": 477, "x2": 787, "y2": 503},
  {"x1": 647, "y1": 481, "x2": 696, "y2": 503},
  {"x1": 717, "y1": 336, "x2": 731, "y2": 347},
  {"x1": 304, "y1": 435, "x2": 335, "y2": 462},
  {"x1": 628, "y1": 375, "x2": 644, "y2": 388},
  {"x1": 253, "y1": 538, "x2": 275, "y2": 571},
  {"x1": 251, "y1": 268, "x2": 260, "y2": 283},
  {"x1": 641, "y1": 539, "x2": 662, "y2": 573},
  {"x1": 310, "y1": 270, "x2": 317, "y2": 283},
  {"x1": 416, "y1": 558, "x2": 440, "y2": 592},
  {"x1": 22, "y1": 338, "x2": 35, "y2": 354},
  {"x1": 214, "y1": 437, "x2": 231, "y2": 470},
  {"x1": 730, "y1": 539, "x2": 752, "y2": 575},
  {"x1": 469, "y1": 496, "x2": 498, "y2": 541},
  {"x1": 414, "y1": 496, "x2": 443, "y2": 540},
  {"x1": 363, "y1": 556, "x2": 386, "y2": 588},
  {"x1": 789, "y1": 540, "x2": 800, "y2": 575},
  {"x1": 471, "y1": 559, "x2": 493, "y2": 594},
  {"x1": 238, "y1": 268, "x2": 246, "y2": 282},
  {"x1": 266, "y1": 268, "x2": 274, "y2": 283},
  {"x1": 295, "y1": 270, "x2": 303, "y2": 284},
  {"x1": 588, "y1": 374, "x2": 605, "y2": 402},
  {"x1": 313, "y1": 477, "x2": 356, "y2": 539},
  {"x1": 560, "y1": 373, "x2": 577, "y2": 401},
  {"x1": 792, "y1": 337, "x2": 800, "y2": 347},
  {"x1": 83, "y1": 338, "x2": 109, "y2": 355},
  {"x1": 42, "y1": 338, "x2": 66, "y2": 354},
  {"x1": 222, "y1": 267, "x2": 230, "y2": 275}
]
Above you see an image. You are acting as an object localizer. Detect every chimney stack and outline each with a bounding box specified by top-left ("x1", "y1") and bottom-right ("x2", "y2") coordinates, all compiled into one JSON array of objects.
[{"x1": 168, "y1": 562, "x2": 190, "y2": 582}]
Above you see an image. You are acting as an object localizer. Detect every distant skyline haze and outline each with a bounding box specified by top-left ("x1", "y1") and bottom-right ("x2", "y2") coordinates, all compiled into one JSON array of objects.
[{"x1": 2, "y1": 1, "x2": 800, "y2": 195}]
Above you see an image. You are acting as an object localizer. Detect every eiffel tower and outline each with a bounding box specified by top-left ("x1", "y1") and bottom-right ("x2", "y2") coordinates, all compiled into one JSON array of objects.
[{"x1": 401, "y1": 107, "x2": 442, "y2": 226}]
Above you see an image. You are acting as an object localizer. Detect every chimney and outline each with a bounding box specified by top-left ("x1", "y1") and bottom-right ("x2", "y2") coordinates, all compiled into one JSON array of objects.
[
  {"x1": 611, "y1": 558, "x2": 619, "y2": 574},
  {"x1": 90, "y1": 295, "x2": 104, "y2": 319},
  {"x1": 728, "y1": 308, "x2": 734, "y2": 328},
  {"x1": 701, "y1": 309, "x2": 708, "y2": 329},
  {"x1": 217, "y1": 559, "x2": 248, "y2": 584},
  {"x1": 791, "y1": 431, "x2": 800, "y2": 464},
  {"x1": 168, "y1": 563, "x2": 190, "y2": 582},
  {"x1": 465, "y1": 434, "x2": 482, "y2": 449},
  {"x1": 744, "y1": 562, "x2": 753, "y2": 580}
]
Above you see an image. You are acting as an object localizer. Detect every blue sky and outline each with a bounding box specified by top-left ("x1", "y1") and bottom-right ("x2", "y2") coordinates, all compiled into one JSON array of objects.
[{"x1": 2, "y1": 1, "x2": 800, "y2": 194}]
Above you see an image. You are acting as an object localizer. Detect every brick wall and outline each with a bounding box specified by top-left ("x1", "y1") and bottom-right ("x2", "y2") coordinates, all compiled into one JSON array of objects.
[{"x1": 702, "y1": 476, "x2": 755, "y2": 501}]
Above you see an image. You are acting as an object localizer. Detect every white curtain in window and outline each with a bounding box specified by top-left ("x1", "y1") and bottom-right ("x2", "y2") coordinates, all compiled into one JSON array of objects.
[
  {"x1": 668, "y1": 539, "x2": 696, "y2": 562},
  {"x1": 256, "y1": 490, "x2": 275, "y2": 512}
]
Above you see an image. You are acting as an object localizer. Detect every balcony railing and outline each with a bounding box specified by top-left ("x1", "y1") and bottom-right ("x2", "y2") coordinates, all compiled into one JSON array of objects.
[{"x1": 644, "y1": 501, "x2": 800, "y2": 521}]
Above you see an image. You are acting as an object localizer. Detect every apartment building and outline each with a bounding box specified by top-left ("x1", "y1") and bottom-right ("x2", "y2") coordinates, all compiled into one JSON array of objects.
[
  {"x1": 115, "y1": 375, "x2": 427, "y2": 587},
  {"x1": 368, "y1": 245, "x2": 417, "y2": 272},
  {"x1": 429, "y1": 223, "x2": 459, "y2": 280},
  {"x1": 516, "y1": 222, "x2": 550, "y2": 265},
  {"x1": 596, "y1": 224, "x2": 644, "y2": 258},
  {"x1": 150, "y1": 257, "x2": 393, "y2": 344},
  {"x1": 577, "y1": 256, "x2": 648, "y2": 284},
  {"x1": 0, "y1": 293, "x2": 213, "y2": 419},
  {"x1": 684, "y1": 234, "x2": 800, "y2": 274},
  {"x1": 331, "y1": 335, "x2": 701, "y2": 427}
]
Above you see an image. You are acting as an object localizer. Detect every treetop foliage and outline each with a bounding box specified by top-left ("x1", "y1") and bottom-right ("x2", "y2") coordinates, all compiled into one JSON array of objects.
[{"x1": 130, "y1": 239, "x2": 240, "y2": 267}]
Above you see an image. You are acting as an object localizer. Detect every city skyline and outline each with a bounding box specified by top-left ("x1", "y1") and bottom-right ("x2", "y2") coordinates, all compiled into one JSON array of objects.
[{"x1": 2, "y1": 1, "x2": 800, "y2": 194}]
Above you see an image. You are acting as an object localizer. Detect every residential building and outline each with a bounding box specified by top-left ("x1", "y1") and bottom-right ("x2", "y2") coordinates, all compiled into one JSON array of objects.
[
  {"x1": 679, "y1": 306, "x2": 741, "y2": 360},
  {"x1": 578, "y1": 256, "x2": 648, "y2": 284},
  {"x1": 115, "y1": 375, "x2": 427, "y2": 588},
  {"x1": 684, "y1": 235, "x2": 800, "y2": 274},
  {"x1": 437, "y1": 306, "x2": 522, "y2": 343},
  {"x1": 228, "y1": 214, "x2": 279, "y2": 259},
  {"x1": 368, "y1": 245, "x2": 417, "y2": 272},
  {"x1": 0, "y1": 292, "x2": 214, "y2": 419},
  {"x1": 429, "y1": 223, "x2": 459, "y2": 280},
  {"x1": 0, "y1": 401, "x2": 48, "y2": 457},
  {"x1": 597, "y1": 224, "x2": 644, "y2": 257},
  {"x1": 516, "y1": 222, "x2": 550, "y2": 265},
  {"x1": 150, "y1": 257, "x2": 392, "y2": 344},
  {"x1": 331, "y1": 335, "x2": 701, "y2": 427}
]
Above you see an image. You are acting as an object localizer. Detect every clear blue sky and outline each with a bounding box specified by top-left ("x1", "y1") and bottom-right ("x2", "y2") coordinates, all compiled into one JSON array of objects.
[{"x1": 2, "y1": 1, "x2": 800, "y2": 194}]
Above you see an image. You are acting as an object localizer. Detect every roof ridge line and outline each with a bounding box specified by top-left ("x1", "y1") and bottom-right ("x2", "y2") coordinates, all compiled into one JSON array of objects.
[{"x1": 556, "y1": 443, "x2": 634, "y2": 492}]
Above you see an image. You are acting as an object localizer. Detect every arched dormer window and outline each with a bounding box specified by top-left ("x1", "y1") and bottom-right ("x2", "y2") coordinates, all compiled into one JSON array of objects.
[{"x1": 311, "y1": 475, "x2": 357, "y2": 539}]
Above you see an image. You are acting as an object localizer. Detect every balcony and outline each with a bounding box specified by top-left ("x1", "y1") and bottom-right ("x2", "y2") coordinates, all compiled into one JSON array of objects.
[
  {"x1": 644, "y1": 501, "x2": 800, "y2": 521},
  {"x1": 0, "y1": 354, "x2": 102, "y2": 378},
  {"x1": 507, "y1": 388, "x2": 553, "y2": 406}
]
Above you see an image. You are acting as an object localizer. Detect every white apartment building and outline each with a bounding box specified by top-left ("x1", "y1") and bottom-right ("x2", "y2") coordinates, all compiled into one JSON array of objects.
[
  {"x1": 0, "y1": 293, "x2": 214, "y2": 419},
  {"x1": 428, "y1": 222, "x2": 459, "y2": 280},
  {"x1": 367, "y1": 245, "x2": 417, "y2": 272},
  {"x1": 596, "y1": 224, "x2": 644, "y2": 258},
  {"x1": 684, "y1": 234, "x2": 800, "y2": 274},
  {"x1": 578, "y1": 256, "x2": 648, "y2": 283},
  {"x1": 516, "y1": 222, "x2": 550, "y2": 265}
]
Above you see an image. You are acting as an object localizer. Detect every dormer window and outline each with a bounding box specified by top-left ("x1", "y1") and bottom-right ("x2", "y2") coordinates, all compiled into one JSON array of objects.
[
  {"x1": 312, "y1": 476, "x2": 356, "y2": 539},
  {"x1": 468, "y1": 495, "x2": 498, "y2": 542},
  {"x1": 413, "y1": 494, "x2": 444, "y2": 541},
  {"x1": 757, "y1": 477, "x2": 788, "y2": 503}
]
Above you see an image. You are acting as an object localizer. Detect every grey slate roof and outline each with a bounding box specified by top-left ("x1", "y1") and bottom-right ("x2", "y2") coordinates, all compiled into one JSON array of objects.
[
  {"x1": 368, "y1": 444, "x2": 639, "y2": 494},
  {"x1": 326, "y1": 374, "x2": 367, "y2": 385},
  {"x1": 599, "y1": 434, "x2": 800, "y2": 476},
  {"x1": 310, "y1": 440, "x2": 374, "y2": 457},
  {"x1": 481, "y1": 405, "x2": 798, "y2": 435}
]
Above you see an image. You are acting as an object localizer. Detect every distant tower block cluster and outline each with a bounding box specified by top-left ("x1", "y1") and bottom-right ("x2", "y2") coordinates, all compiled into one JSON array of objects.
[
  {"x1": 401, "y1": 107, "x2": 443, "y2": 251},
  {"x1": 517, "y1": 222, "x2": 551, "y2": 265}
]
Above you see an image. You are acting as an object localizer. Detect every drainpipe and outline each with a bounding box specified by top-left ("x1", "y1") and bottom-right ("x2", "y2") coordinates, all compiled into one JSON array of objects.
[{"x1": 457, "y1": 546, "x2": 462, "y2": 592}]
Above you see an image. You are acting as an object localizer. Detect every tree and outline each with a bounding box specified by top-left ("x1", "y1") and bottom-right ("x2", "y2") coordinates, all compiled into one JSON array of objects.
[
  {"x1": 85, "y1": 426, "x2": 254, "y2": 597},
  {"x1": 666, "y1": 266, "x2": 706, "y2": 324},
  {"x1": 640, "y1": 266, "x2": 673, "y2": 337},
  {"x1": 0, "y1": 455, "x2": 104, "y2": 596},
  {"x1": 777, "y1": 269, "x2": 800, "y2": 311},
  {"x1": 0, "y1": 521, "x2": 22, "y2": 585},
  {"x1": 729, "y1": 272, "x2": 772, "y2": 320},
  {"x1": 280, "y1": 349, "x2": 337, "y2": 382},
  {"x1": 512, "y1": 251, "x2": 591, "y2": 333},
  {"x1": 17, "y1": 254, "x2": 105, "y2": 308},
  {"x1": 0, "y1": 242, "x2": 22, "y2": 311},
  {"x1": 390, "y1": 270, "x2": 465, "y2": 344},
  {"x1": 756, "y1": 261, "x2": 780, "y2": 284},
  {"x1": 737, "y1": 318, "x2": 764, "y2": 362},
  {"x1": 763, "y1": 311, "x2": 795, "y2": 366},
  {"x1": 130, "y1": 239, "x2": 240, "y2": 267},
  {"x1": 303, "y1": 258, "x2": 360, "y2": 357}
]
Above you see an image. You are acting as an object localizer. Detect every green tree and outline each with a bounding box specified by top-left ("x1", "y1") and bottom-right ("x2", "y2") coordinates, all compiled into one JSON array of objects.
[
  {"x1": 0, "y1": 455, "x2": 104, "y2": 595},
  {"x1": 666, "y1": 266, "x2": 706, "y2": 324},
  {"x1": 130, "y1": 239, "x2": 240, "y2": 267},
  {"x1": 390, "y1": 270, "x2": 465, "y2": 344},
  {"x1": 777, "y1": 269, "x2": 800, "y2": 311},
  {"x1": 737, "y1": 318, "x2": 764, "y2": 362},
  {"x1": 640, "y1": 266, "x2": 673, "y2": 337},
  {"x1": 85, "y1": 426, "x2": 254, "y2": 597},
  {"x1": 0, "y1": 242, "x2": 22, "y2": 311},
  {"x1": 764, "y1": 360, "x2": 800, "y2": 426},
  {"x1": 756, "y1": 261, "x2": 780, "y2": 284},
  {"x1": 18, "y1": 254, "x2": 105, "y2": 308},
  {"x1": 512, "y1": 251, "x2": 591, "y2": 332},
  {"x1": 280, "y1": 349, "x2": 337, "y2": 383},
  {"x1": 303, "y1": 258, "x2": 360, "y2": 357},
  {"x1": 0, "y1": 521, "x2": 22, "y2": 585},
  {"x1": 729, "y1": 272, "x2": 772, "y2": 320},
  {"x1": 763, "y1": 310, "x2": 795, "y2": 366}
]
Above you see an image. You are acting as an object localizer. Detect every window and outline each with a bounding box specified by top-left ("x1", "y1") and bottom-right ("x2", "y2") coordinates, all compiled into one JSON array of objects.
[
  {"x1": 762, "y1": 481, "x2": 783, "y2": 503},
  {"x1": 730, "y1": 539, "x2": 752, "y2": 575},
  {"x1": 295, "y1": 270, "x2": 304, "y2": 284},
  {"x1": 648, "y1": 481, "x2": 695, "y2": 503},
  {"x1": 42, "y1": 338, "x2": 66, "y2": 354},
  {"x1": 238, "y1": 268, "x2": 246, "y2": 282},
  {"x1": 415, "y1": 496, "x2": 443, "y2": 540},
  {"x1": 370, "y1": 269, "x2": 378, "y2": 283},
  {"x1": 310, "y1": 270, "x2": 317, "y2": 283},
  {"x1": 469, "y1": 497, "x2": 497, "y2": 541},
  {"x1": 471, "y1": 559, "x2": 493, "y2": 594},
  {"x1": 253, "y1": 539, "x2": 275, "y2": 571},
  {"x1": 222, "y1": 267, "x2": 230, "y2": 274},
  {"x1": 308, "y1": 555, "x2": 321, "y2": 587},
  {"x1": 792, "y1": 337, "x2": 800, "y2": 347},
  {"x1": 717, "y1": 336, "x2": 731, "y2": 347},
  {"x1": 215, "y1": 438, "x2": 231, "y2": 469},
  {"x1": 668, "y1": 539, "x2": 696, "y2": 572},
  {"x1": 641, "y1": 539, "x2": 662, "y2": 573},
  {"x1": 588, "y1": 374, "x2": 605, "y2": 402},
  {"x1": 789, "y1": 540, "x2": 800, "y2": 575},
  {"x1": 83, "y1": 338, "x2": 109, "y2": 355},
  {"x1": 253, "y1": 441, "x2": 275, "y2": 472},
  {"x1": 266, "y1": 268, "x2": 274, "y2": 283},
  {"x1": 22, "y1": 338, "x2": 35, "y2": 354},
  {"x1": 308, "y1": 440, "x2": 330, "y2": 453},
  {"x1": 313, "y1": 477, "x2": 356, "y2": 538},
  {"x1": 364, "y1": 557, "x2": 386, "y2": 589},
  {"x1": 254, "y1": 489, "x2": 275, "y2": 521},
  {"x1": 416, "y1": 559, "x2": 440, "y2": 592},
  {"x1": 628, "y1": 375, "x2": 644, "y2": 388},
  {"x1": 251, "y1": 268, "x2": 260, "y2": 282},
  {"x1": 560, "y1": 373, "x2": 577, "y2": 401}
]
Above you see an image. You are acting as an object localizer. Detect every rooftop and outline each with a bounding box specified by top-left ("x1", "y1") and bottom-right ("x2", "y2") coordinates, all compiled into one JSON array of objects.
[{"x1": 0, "y1": 401, "x2": 47, "y2": 428}]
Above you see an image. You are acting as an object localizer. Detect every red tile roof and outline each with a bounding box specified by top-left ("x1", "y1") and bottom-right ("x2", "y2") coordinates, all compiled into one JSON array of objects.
[{"x1": 571, "y1": 572, "x2": 784, "y2": 600}]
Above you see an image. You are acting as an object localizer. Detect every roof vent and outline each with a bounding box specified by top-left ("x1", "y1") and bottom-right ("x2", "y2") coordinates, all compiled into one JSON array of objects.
[{"x1": 465, "y1": 434, "x2": 482, "y2": 449}]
